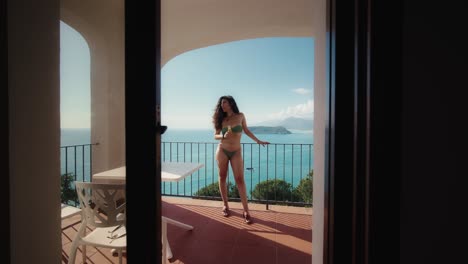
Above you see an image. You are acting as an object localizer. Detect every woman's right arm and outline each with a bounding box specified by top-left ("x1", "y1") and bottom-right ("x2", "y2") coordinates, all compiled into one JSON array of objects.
[{"x1": 214, "y1": 129, "x2": 223, "y2": 140}]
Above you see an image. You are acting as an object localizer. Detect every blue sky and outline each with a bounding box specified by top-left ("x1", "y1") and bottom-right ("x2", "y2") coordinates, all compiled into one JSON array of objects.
[
  {"x1": 60, "y1": 21, "x2": 314, "y2": 129},
  {"x1": 60, "y1": 22, "x2": 91, "y2": 128}
]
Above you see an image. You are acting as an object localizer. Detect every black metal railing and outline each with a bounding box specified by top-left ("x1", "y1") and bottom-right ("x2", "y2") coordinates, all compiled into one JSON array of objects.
[
  {"x1": 60, "y1": 143, "x2": 97, "y2": 206},
  {"x1": 161, "y1": 142, "x2": 313, "y2": 207},
  {"x1": 60, "y1": 142, "x2": 313, "y2": 207},
  {"x1": 61, "y1": 143, "x2": 97, "y2": 181}
]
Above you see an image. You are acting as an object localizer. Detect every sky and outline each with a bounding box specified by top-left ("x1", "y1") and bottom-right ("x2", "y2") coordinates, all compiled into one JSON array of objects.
[
  {"x1": 60, "y1": 22, "x2": 91, "y2": 128},
  {"x1": 60, "y1": 21, "x2": 315, "y2": 129}
]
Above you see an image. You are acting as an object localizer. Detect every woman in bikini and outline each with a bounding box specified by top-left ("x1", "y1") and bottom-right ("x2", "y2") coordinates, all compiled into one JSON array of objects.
[{"x1": 212, "y1": 95, "x2": 270, "y2": 224}]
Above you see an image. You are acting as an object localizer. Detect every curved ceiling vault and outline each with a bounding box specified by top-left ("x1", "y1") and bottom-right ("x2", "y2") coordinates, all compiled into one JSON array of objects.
[{"x1": 61, "y1": 0, "x2": 315, "y2": 66}]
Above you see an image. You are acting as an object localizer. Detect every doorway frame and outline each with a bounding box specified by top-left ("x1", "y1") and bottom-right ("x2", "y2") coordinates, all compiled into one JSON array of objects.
[{"x1": 324, "y1": 0, "x2": 401, "y2": 263}]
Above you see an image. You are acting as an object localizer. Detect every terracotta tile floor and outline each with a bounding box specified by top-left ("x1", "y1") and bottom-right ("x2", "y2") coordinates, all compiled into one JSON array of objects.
[{"x1": 62, "y1": 196, "x2": 313, "y2": 264}]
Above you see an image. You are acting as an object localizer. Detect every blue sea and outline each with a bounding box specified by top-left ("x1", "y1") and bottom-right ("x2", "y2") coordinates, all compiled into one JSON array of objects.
[
  {"x1": 61, "y1": 128, "x2": 314, "y2": 198},
  {"x1": 61, "y1": 128, "x2": 91, "y2": 146},
  {"x1": 161, "y1": 128, "x2": 313, "y2": 144}
]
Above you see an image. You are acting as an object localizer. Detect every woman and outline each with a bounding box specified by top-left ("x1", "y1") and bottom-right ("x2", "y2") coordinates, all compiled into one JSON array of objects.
[{"x1": 212, "y1": 95, "x2": 270, "y2": 224}]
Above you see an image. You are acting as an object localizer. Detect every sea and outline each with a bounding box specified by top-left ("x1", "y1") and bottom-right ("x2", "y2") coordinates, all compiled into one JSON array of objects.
[{"x1": 61, "y1": 128, "x2": 314, "y2": 198}]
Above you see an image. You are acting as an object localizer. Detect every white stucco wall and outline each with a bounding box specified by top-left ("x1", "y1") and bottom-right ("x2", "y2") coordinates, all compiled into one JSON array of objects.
[{"x1": 61, "y1": 0, "x2": 126, "y2": 174}]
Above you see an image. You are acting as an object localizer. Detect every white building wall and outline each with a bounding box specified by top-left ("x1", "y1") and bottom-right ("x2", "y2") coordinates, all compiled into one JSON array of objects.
[
  {"x1": 312, "y1": 0, "x2": 327, "y2": 263},
  {"x1": 61, "y1": 0, "x2": 126, "y2": 174}
]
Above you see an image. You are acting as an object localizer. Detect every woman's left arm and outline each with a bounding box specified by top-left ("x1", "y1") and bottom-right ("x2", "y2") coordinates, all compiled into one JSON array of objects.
[{"x1": 241, "y1": 113, "x2": 270, "y2": 146}]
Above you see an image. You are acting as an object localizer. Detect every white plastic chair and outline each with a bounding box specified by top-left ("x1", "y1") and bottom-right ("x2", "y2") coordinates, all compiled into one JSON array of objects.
[
  {"x1": 69, "y1": 182, "x2": 126, "y2": 264},
  {"x1": 61, "y1": 203, "x2": 82, "y2": 262},
  {"x1": 61, "y1": 203, "x2": 81, "y2": 224}
]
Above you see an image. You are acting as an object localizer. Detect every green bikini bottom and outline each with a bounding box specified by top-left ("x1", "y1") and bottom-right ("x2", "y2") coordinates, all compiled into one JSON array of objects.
[{"x1": 222, "y1": 148, "x2": 238, "y2": 160}]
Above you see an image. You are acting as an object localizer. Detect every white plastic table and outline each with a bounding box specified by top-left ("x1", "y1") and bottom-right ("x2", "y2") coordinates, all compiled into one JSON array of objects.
[
  {"x1": 92, "y1": 162, "x2": 204, "y2": 259},
  {"x1": 92, "y1": 162, "x2": 204, "y2": 184}
]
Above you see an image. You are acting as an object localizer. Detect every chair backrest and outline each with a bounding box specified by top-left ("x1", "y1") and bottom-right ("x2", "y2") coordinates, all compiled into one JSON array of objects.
[{"x1": 74, "y1": 181, "x2": 126, "y2": 228}]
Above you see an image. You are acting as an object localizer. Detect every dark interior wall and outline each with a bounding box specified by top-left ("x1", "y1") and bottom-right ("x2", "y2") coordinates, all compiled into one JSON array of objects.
[
  {"x1": 1, "y1": 0, "x2": 10, "y2": 259},
  {"x1": 401, "y1": 2, "x2": 468, "y2": 263},
  {"x1": 7, "y1": 0, "x2": 62, "y2": 262}
]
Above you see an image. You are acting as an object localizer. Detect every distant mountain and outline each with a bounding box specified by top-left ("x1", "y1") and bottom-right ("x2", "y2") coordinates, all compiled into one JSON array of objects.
[
  {"x1": 249, "y1": 126, "x2": 292, "y2": 134},
  {"x1": 253, "y1": 117, "x2": 313, "y2": 131}
]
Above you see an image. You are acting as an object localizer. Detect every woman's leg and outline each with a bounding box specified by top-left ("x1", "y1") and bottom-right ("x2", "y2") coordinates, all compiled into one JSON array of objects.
[
  {"x1": 216, "y1": 146, "x2": 230, "y2": 211},
  {"x1": 229, "y1": 151, "x2": 250, "y2": 216}
]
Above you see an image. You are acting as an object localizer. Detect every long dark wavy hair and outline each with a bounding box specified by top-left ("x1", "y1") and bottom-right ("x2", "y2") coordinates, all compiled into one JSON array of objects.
[{"x1": 212, "y1": 95, "x2": 240, "y2": 130}]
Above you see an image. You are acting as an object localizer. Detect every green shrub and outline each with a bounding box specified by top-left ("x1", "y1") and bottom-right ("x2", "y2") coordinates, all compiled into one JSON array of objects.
[
  {"x1": 252, "y1": 179, "x2": 297, "y2": 201},
  {"x1": 194, "y1": 181, "x2": 240, "y2": 198},
  {"x1": 194, "y1": 171, "x2": 313, "y2": 205},
  {"x1": 228, "y1": 181, "x2": 240, "y2": 198},
  {"x1": 61, "y1": 172, "x2": 78, "y2": 204},
  {"x1": 294, "y1": 170, "x2": 313, "y2": 204}
]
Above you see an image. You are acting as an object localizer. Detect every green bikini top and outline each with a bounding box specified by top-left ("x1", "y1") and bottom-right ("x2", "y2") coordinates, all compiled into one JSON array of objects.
[{"x1": 222, "y1": 124, "x2": 243, "y2": 134}]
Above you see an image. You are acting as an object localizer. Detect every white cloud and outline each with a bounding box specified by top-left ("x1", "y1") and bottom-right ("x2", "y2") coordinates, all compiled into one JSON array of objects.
[
  {"x1": 292, "y1": 88, "x2": 312, "y2": 95},
  {"x1": 267, "y1": 100, "x2": 314, "y2": 120}
]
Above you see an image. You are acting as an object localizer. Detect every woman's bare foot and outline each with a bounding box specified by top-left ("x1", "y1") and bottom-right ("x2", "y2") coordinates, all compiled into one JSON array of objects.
[
  {"x1": 222, "y1": 206, "x2": 230, "y2": 217},
  {"x1": 243, "y1": 211, "x2": 252, "y2": 224}
]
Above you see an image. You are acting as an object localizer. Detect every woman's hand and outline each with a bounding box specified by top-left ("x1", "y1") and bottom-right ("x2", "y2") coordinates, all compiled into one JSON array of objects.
[{"x1": 257, "y1": 140, "x2": 270, "y2": 146}]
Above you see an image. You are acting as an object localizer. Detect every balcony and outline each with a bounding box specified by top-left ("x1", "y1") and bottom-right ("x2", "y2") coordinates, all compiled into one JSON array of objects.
[
  {"x1": 61, "y1": 142, "x2": 313, "y2": 263},
  {"x1": 62, "y1": 196, "x2": 312, "y2": 264}
]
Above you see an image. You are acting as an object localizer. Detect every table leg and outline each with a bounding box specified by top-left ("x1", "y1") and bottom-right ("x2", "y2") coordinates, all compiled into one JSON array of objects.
[
  {"x1": 162, "y1": 216, "x2": 194, "y2": 230},
  {"x1": 162, "y1": 216, "x2": 194, "y2": 260}
]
